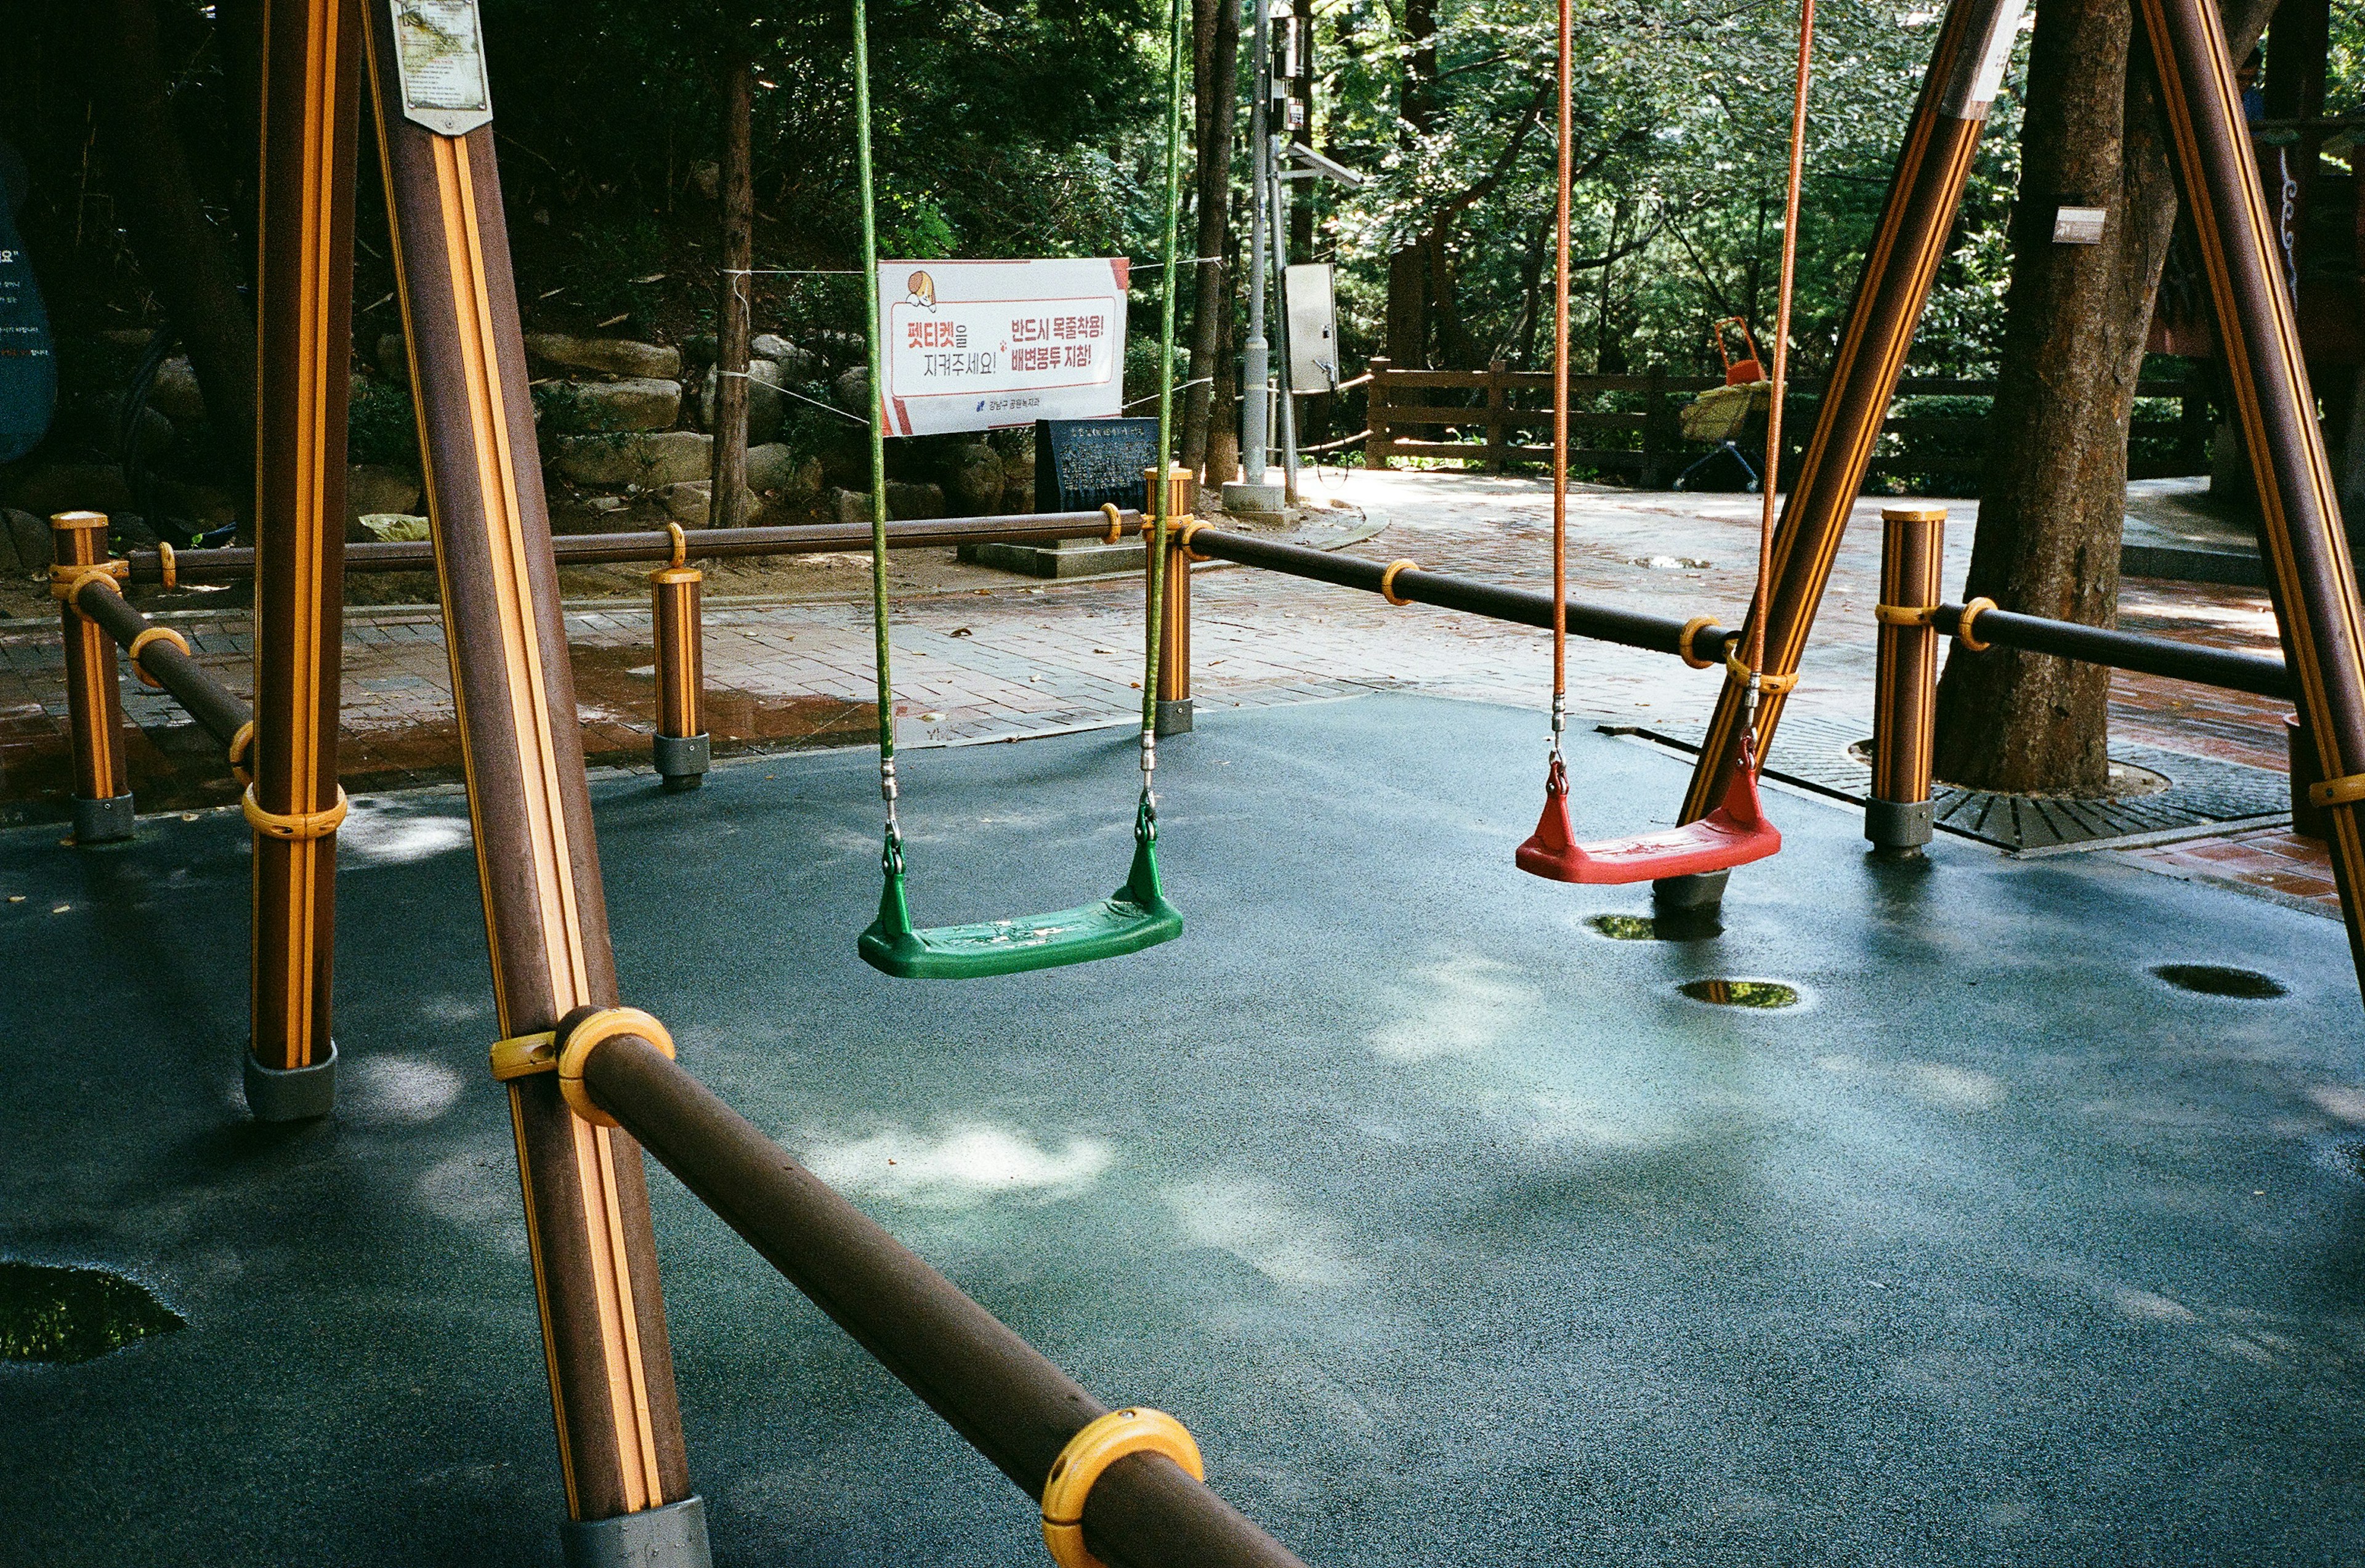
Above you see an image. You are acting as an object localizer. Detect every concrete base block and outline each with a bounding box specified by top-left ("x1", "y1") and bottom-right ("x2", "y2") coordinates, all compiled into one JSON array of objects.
[
  {"x1": 1221, "y1": 480, "x2": 1287, "y2": 517},
  {"x1": 244, "y1": 1040, "x2": 338, "y2": 1122},
  {"x1": 71, "y1": 793, "x2": 136, "y2": 845},
  {"x1": 561, "y1": 1496, "x2": 713, "y2": 1568},
  {"x1": 1155, "y1": 698, "x2": 1194, "y2": 736},
  {"x1": 1651, "y1": 870, "x2": 1729, "y2": 939},
  {"x1": 1865, "y1": 796, "x2": 1934, "y2": 854},
  {"x1": 653, "y1": 732, "x2": 710, "y2": 790},
  {"x1": 956, "y1": 538, "x2": 1146, "y2": 578}
]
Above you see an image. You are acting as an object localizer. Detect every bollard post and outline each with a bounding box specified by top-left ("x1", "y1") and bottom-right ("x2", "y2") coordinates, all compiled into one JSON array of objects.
[
  {"x1": 50, "y1": 512, "x2": 134, "y2": 844},
  {"x1": 1869, "y1": 506, "x2": 1944, "y2": 857},
  {"x1": 1147, "y1": 466, "x2": 1195, "y2": 736},
  {"x1": 650, "y1": 528, "x2": 710, "y2": 791}
]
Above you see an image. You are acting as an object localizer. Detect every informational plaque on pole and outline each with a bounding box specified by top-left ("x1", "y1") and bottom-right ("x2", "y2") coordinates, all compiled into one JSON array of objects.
[
  {"x1": 875, "y1": 259, "x2": 1128, "y2": 437},
  {"x1": 392, "y1": 0, "x2": 495, "y2": 135},
  {"x1": 1033, "y1": 418, "x2": 1158, "y2": 513}
]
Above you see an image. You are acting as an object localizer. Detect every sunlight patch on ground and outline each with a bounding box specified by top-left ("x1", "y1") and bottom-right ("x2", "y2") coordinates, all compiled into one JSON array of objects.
[
  {"x1": 347, "y1": 1056, "x2": 466, "y2": 1123},
  {"x1": 336, "y1": 804, "x2": 472, "y2": 866},
  {"x1": 1368, "y1": 956, "x2": 1537, "y2": 1061},
  {"x1": 1163, "y1": 1178, "x2": 1355, "y2": 1288},
  {"x1": 802, "y1": 1121, "x2": 1113, "y2": 1208},
  {"x1": 2308, "y1": 1085, "x2": 2365, "y2": 1123}
]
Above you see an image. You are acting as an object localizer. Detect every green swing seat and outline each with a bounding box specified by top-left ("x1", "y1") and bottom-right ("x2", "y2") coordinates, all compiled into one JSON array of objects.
[{"x1": 857, "y1": 814, "x2": 1182, "y2": 980}]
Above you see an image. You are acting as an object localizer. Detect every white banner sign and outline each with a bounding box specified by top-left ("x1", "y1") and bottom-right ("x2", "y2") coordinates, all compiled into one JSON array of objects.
[{"x1": 875, "y1": 257, "x2": 1128, "y2": 437}]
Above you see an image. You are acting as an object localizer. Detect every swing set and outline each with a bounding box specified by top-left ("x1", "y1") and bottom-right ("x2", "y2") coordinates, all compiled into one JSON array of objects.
[
  {"x1": 849, "y1": 0, "x2": 1189, "y2": 979},
  {"x1": 1516, "y1": 0, "x2": 1814, "y2": 885}
]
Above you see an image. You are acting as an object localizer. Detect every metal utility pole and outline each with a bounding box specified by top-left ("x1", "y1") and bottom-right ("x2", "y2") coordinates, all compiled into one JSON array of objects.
[{"x1": 1223, "y1": 0, "x2": 1287, "y2": 515}]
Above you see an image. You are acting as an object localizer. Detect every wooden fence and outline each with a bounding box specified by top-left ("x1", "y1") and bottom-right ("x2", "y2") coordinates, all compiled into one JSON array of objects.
[{"x1": 1360, "y1": 358, "x2": 2213, "y2": 488}]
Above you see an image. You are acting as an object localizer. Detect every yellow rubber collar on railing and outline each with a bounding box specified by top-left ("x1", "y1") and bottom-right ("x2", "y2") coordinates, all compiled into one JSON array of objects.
[
  {"x1": 1874, "y1": 602, "x2": 1936, "y2": 628},
  {"x1": 559, "y1": 1006, "x2": 676, "y2": 1126},
  {"x1": 1677, "y1": 615, "x2": 1720, "y2": 669},
  {"x1": 1379, "y1": 559, "x2": 1421, "y2": 606},
  {"x1": 1725, "y1": 654, "x2": 1799, "y2": 694},
  {"x1": 242, "y1": 785, "x2": 349, "y2": 842},
  {"x1": 51, "y1": 561, "x2": 127, "y2": 603},
  {"x1": 128, "y1": 626, "x2": 190, "y2": 689},
  {"x1": 1040, "y1": 1408, "x2": 1204, "y2": 1568},
  {"x1": 2309, "y1": 770, "x2": 2365, "y2": 810},
  {"x1": 1101, "y1": 503, "x2": 1125, "y2": 544},
  {"x1": 1174, "y1": 519, "x2": 1211, "y2": 562},
  {"x1": 227, "y1": 721, "x2": 257, "y2": 784},
  {"x1": 667, "y1": 522, "x2": 689, "y2": 568},
  {"x1": 488, "y1": 1006, "x2": 677, "y2": 1126},
  {"x1": 1954, "y1": 597, "x2": 1998, "y2": 653},
  {"x1": 158, "y1": 541, "x2": 177, "y2": 591}
]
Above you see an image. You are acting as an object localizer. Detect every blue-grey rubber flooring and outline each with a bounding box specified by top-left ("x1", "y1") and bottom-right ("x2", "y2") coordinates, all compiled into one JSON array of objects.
[{"x1": 4, "y1": 693, "x2": 2364, "y2": 1566}]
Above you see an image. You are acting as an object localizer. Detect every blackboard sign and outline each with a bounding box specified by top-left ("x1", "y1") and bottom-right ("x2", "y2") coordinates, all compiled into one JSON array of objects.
[
  {"x1": 0, "y1": 138, "x2": 55, "y2": 466},
  {"x1": 1034, "y1": 417, "x2": 1157, "y2": 514}
]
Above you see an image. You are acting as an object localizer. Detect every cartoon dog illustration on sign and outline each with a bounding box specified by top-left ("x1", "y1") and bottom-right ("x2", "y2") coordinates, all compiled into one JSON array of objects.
[{"x1": 905, "y1": 271, "x2": 935, "y2": 310}]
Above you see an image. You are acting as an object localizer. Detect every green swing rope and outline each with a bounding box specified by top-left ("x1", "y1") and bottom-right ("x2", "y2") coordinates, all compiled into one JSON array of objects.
[{"x1": 852, "y1": 0, "x2": 1189, "y2": 891}]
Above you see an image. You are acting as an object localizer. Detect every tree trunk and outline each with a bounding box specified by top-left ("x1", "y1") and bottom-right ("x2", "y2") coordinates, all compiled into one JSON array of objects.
[
  {"x1": 84, "y1": 0, "x2": 257, "y2": 501},
  {"x1": 1932, "y1": 0, "x2": 2276, "y2": 791},
  {"x1": 1182, "y1": 0, "x2": 1239, "y2": 475},
  {"x1": 709, "y1": 52, "x2": 754, "y2": 527},
  {"x1": 1208, "y1": 222, "x2": 1242, "y2": 486},
  {"x1": 1385, "y1": 0, "x2": 1435, "y2": 365}
]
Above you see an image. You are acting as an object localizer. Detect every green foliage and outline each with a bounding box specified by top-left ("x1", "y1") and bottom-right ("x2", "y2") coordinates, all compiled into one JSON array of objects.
[{"x1": 347, "y1": 378, "x2": 421, "y2": 470}]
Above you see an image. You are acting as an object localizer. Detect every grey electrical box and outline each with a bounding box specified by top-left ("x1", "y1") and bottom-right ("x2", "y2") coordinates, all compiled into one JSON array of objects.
[{"x1": 1285, "y1": 263, "x2": 1338, "y2": 392}]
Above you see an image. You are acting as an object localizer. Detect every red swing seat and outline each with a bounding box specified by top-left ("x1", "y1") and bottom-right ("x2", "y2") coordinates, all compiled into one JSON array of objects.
[{"x1": 1517, "y1": 747, "x2": 1781, "y2": 885}]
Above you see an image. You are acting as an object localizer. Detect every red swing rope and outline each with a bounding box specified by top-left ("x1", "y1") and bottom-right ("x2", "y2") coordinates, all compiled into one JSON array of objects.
[
  {"x1": 1548, "y1": 0, "x2": 1574, "y2": 773},
  {"x1": 1747, "y1": 0, "x2": 1817, "y2": 742}
]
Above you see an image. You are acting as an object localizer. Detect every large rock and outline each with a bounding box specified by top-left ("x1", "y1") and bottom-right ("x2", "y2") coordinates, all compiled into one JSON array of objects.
[
  {"x1": 349, "y1": 463, "x2": 422, "y2": 522},
  {"x1": 147, "y1": 357, "x2": 211, "y2": 424},
  {"x1": 1, "y1": 509, "x2": 46, "y2": 570},
  {"x1": 831, "y1": 365, "x2": 871, "y2": 414},
  {"x1": 8, "y1": 463, "x2": 134, "y2": 518},
  {"x1": 154, "y1": 480, "x2": 238, "y2": 529},
  {"x1": 656, "y1": 480, "x2": 763, "y2": 527},
  {"x1": 544, "y1": 376, "x2": 681, "y2": 434},
  {"x1": 751, "y1": 334, "x2": 823, "y2": 379},
  {"x1": 376, "y1": 333, "x2": 412, "y2": 383},
  {"x1": 522, "y1": 333, "x2": 682, "y2": 380},
  {"x1": 90, "y1": 395, "x2": 174, "y2": 457},
  {"x1": 942, "y1": 443, "x2": 1005, "y2": 515},
  {"x1": 548, "y1": 430, "x2": 712, "y2": 489},
  {"x1": 699, "y1": 358, "x2": 785, "y2": 444},
  {"x1": 744, "y1": 442, "x2": 820, "y2": 496},
  {"x1": 829, "y1": 482, "x2": 944, "y2": 525}
]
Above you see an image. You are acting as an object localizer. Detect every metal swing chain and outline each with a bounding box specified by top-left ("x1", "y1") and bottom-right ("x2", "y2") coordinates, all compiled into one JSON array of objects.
[
  {"x1": 1137, "y1": 0, "x2": 1189, "y2": 846},
  {"x1": 852, "y1": 0, "x2": 902, "y2": 875}
]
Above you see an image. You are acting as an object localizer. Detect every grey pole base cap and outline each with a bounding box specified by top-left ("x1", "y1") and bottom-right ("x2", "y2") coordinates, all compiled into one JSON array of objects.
[
  {"x1": 562, "y1": 1496, "x2": 713, "y2": 1568},
  {"x1": 71, "y1": 793, "x2": 137, "y2": 845},
  {"x1": 1651, "y1": 869, "x2": 1729, "y2": 938},
  {"x1": 1155, "y1": 698, "x2": 1194, "y2": 736},
  {"x1": 1864, "y1": 796, "x2": 1936, "y2": 849},
  {"x1": 244, "y1": 1040, "x2": 337, "y2": 1122},
  {"x1": 653, "y1": 733, "x2": 711, "y2": 786}
]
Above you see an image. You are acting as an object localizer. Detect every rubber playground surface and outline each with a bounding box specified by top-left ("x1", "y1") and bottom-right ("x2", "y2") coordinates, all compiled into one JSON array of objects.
[{"x1": 4, "y1": 693, "x2": 2363, "y2": 1565}]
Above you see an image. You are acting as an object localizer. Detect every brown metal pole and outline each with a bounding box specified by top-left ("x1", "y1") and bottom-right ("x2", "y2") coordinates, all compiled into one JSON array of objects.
[
  {"x1": 49, "y1": 512, "x2": 134, "y2": 844},
  {"x1": 362, "y1": 2, "x2": 706, "y2": 1557},
  {"x1": 2140, "y1": 0, "x2": 2365, "y2": 990},
  {"x1": 1155, "y1": 527, "x2": 1193, "y2": 736},
  {"x1": 1869, "y1": 506, "x2": 1944, "y2": 857},
  {"x1": 649, "y1": 559, "x2": 708, "y2": 791},
  {"x1": 578, "y1": 1032, "x2": 1308, "y2": 1568},
  {"x1": 1668, "y1": 0, "x2": 2027, "y2": 854},
  {"x1": 245, "y1": 0, "x2": 360, "y2": 1121}
]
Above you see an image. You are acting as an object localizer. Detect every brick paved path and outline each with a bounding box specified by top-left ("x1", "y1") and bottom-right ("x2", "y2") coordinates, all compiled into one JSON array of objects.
[{"x1": 0, "y1": 470, "x2": 2333, "y2": 913}]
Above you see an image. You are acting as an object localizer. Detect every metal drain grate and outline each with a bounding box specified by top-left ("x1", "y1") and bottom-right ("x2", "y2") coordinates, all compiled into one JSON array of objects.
[{"x1": 1603, "y1": 714, "x2": 2290, "y2": 852}]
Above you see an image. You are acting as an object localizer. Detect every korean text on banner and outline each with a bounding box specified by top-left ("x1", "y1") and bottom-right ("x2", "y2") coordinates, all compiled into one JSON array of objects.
[{"x1": 876, "y1": 257, "x2": 1129, "y2": 437}]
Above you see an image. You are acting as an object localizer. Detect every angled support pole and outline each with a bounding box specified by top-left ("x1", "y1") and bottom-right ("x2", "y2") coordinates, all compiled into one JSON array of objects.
[
  {"x1": 2138, "y1": 0, "x2": 2365, "y2": 991},
  {"x1": 360, "y1": 2, "x2": 707, "y2": 1558},
  {"x1": 246, "y1": 0, "x2": 360, "y2": 1122},
  {"x1": 1664, "y1": 0, "x2": 2027, "y2": 906}
]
